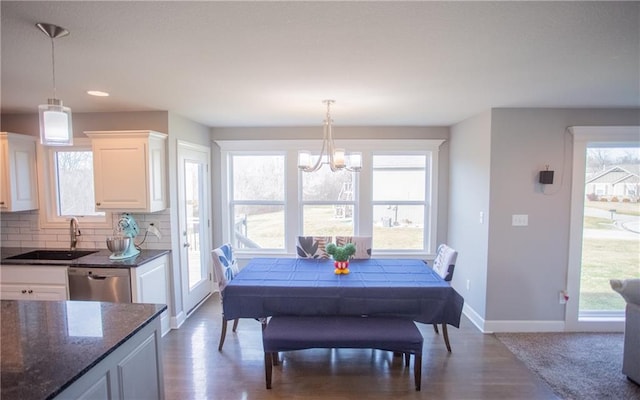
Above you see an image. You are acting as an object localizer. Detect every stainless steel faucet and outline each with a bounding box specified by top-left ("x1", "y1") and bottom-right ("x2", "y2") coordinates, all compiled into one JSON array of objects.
[{"x1": 70, "y1": 217, "x2": 81, "y2": 250}]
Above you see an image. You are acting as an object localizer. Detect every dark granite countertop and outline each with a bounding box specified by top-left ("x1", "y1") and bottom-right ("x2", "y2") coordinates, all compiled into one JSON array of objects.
[
  {"x1": 0, "y1": 247, "x2": 170, "y2": 268},
  {"x1": 0, "y1": 300, "x2": 166, "y2": 400}
]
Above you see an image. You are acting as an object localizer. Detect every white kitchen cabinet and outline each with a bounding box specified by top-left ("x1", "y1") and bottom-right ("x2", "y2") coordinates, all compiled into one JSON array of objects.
[
  {"x1": 86, "y1": 130, "x2": 167, "y2": 212},
  {"x1": 0, "y1": 132, "x2": 38, "y2": 212},
  {"x1": 130, "y1": 254, "x2": 170, "y2": 335},
  {"x1": 54, "y1": 315, "x2": 164, "y2": 400},
  {"x1": 0, "y1": 265, "x2": 68, "y2": 301}
]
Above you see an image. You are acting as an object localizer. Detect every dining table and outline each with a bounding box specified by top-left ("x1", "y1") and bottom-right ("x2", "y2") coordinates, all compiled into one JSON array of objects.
[{"x1": 222, "y1": 257, "x2": 464, "y2": 327}]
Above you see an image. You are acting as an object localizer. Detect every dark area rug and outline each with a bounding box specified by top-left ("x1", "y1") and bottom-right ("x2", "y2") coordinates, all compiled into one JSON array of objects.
[{"x1": 495, "y1": 332, "x2": 640, "y2": 400}]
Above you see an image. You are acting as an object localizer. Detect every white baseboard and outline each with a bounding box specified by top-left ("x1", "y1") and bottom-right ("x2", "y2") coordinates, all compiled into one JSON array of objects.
[
  {"x1": 463, "y1": 303, "x2": 567, "y2": 333},
  {"x1": 171, "y1": 311, "x2": 187, "y2": 330},
  {"x1": 484, "y1": 319, "x2": 566, "y2": 333},
  {"x1": 462, "y1": 303, "x2": 487, "y2": 332}
]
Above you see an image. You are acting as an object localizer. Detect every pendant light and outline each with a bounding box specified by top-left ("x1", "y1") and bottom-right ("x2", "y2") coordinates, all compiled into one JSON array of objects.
[
  {"x1": 37, "y1": 23, "x2": 73, "y2": 146},
  {"x1": 298, "y1": 100, "x2": 362, "y2": 173}
]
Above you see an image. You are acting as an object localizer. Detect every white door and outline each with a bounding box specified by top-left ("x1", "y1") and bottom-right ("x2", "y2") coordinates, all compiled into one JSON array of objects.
[
  {"x1": 566, "y1": 126, "x2": 639, "y2": 331},
  {"x1": 178, "y1": 141, "x2": 212, "y2": 314}
]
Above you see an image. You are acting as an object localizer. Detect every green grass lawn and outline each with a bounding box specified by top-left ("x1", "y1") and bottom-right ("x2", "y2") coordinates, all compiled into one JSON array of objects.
[
  {"x1": 242, "y1": 206, "x2": 423, "y2": 250},
  {"x1": 585, "y1": 200, "x2": 640, "y2": 216},
  {"x1": 580, "y1": 215, "x2": 640, "y2": 311}
]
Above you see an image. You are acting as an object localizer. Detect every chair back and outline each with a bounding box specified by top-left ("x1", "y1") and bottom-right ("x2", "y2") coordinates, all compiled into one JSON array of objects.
[
  {"x1": 296, "y1": 236, "x2": 332, "y2": 259},
  {"x1": 212, "y1": 243, "x2": 240, "y2": 292},
  {"x1": 432, "y1": 244, "x2": 458, "y2": 281},
  {"x1": 334, "y1": 236, "x2": 372, "y2": 259}
]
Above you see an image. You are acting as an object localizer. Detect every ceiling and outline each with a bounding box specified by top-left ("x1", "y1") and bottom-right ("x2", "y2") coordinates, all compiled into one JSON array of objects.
[{"x1": 1, "y1": 1, "x2": 638, "y2": 127}]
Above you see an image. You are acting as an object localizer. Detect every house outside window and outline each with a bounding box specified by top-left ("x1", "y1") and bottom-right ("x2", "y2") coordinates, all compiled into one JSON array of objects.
[{"x1": 217, "y1": 139, "x2": 443, "y2": 258}]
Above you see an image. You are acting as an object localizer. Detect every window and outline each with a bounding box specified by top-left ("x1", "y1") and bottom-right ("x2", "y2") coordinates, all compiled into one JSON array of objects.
[
  {"x1": 54, "y1": 149, "x2": 102, "y2": 217},
  {"x1": 39, "y1": 138, "x2": 110, "y2": 228},
  {"x1": 228, "y1": 154, "x2": 285, "y2": 250},
  {"x1": 372, "y1": 155, "x2": 428, "y2": 251},
  {"x1": 218, "y1": 139, "x2": 443, "y2": 257},
  {"x1": 301, "y1": 166, "x2": 355, "y2": 237}
]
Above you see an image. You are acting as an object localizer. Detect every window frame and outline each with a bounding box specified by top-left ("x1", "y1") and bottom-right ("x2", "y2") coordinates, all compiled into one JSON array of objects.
[
  {"x1": 37, "y1": 138, "x2": 112, "y2": 229},
  {"x1": 217, "y1": 139, "x2": 444, "y2": 259}
]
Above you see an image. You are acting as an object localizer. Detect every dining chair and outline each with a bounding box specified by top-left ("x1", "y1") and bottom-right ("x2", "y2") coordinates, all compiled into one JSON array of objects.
[
  {"x1": 428, "y1": 243, "x2": 458, "y2": 351},
  {"x1": 334, "y1": 236, "x2": 372, "y2": 259},
  {"x1": 211, "y1": 243, "x2": 240, "y2": 351},
  {"x1": 296, "y1": 236, "x2": 332, "y2": 259}
]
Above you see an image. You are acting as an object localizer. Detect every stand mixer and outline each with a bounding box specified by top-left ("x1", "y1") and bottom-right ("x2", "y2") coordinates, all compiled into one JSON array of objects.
[{"x1": 109, "y1": 213, "x2": 140, "y2": 260}]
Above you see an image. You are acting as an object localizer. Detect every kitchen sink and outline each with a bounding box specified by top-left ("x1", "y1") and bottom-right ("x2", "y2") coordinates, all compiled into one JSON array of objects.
[{"x1": 5, "y1": 250, "x2": 98, "y2": 261}]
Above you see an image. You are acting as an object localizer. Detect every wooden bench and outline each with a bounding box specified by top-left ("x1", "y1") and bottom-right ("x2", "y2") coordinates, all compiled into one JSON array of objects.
[{"x1": 262, "y1": 316, "x2": 424, "y2": 391}]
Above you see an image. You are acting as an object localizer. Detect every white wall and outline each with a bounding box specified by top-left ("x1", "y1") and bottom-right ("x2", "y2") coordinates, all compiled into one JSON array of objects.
[
  {"x1": 1, "y1": 111, "x2": 169, "y2": 139},
  {"x1": 449, "y1": 111, "x2": 492, "y2": 321},
  {"x1": 481, "y1": 108, "x2": 640, "y2": 332},
  {"x1": 167, "y1": 112, "x2": 212, "y2": 322}
]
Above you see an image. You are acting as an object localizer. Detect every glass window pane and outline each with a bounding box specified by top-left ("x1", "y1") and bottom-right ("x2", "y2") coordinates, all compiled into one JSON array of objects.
[
  {"x1": 373, "y1": 155, "x2": 426, "y2": 201},
  {"x1": 233, "y1": 205, "x2": 284, "y2": 249},
  {"x1": 233, "y1": 155, "x2": 284, "y2": 201},
  {"x1": 373, "y1": 204, "x2": 424, "y2": 250},
  {"x1": 303, "y1": 205, "x2": 353, "y2": 236},
  {"x1": 55, "y1": 151, "x2": 103, "y2": 217},
  {"x1": 580, "y1": 146, "x2": 640, "y2": 313},
  {"x1": 302, "y1": 165, "x2": 354, "y2": 201}
]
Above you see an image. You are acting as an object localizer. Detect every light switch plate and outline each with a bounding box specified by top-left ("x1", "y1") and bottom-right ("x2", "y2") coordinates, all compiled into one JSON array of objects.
[{"x1": 512, "y1": 214, "x2": 528, "y2": 226}]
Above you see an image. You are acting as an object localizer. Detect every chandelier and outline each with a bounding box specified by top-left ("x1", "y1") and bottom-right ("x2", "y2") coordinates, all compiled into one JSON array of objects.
[
  {"x1": 298, "y1": 100, "x2": 362, "y2": 173},
  {"x1": 37, "y1": 23, "x2": 73, "y2": 146}
]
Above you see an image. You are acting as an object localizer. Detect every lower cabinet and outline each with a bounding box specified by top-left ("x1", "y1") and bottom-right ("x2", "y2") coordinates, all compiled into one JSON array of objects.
[
  {"x1": 0, "y1": 283, "x2": 67, "y2": 300},
  {"x1": 0, "y1": 266, "x2": 68, "y2": 301},
  {"x1": 131, "y1": 254, "x2": 170, "y2": 335},
  {"x1": 55, "y1": 316, "x2": 164, "y2": 400}
]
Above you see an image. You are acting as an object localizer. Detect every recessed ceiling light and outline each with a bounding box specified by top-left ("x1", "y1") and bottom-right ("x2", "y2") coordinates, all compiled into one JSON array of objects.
[{"x1": 87, "y1": 90, "x2": 109, "y2": 97}]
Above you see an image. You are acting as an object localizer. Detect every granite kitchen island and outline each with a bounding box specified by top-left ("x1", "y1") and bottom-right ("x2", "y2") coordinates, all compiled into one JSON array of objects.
[{"x1": 1, "y1": 300, "x2": 166, "y2": 400}]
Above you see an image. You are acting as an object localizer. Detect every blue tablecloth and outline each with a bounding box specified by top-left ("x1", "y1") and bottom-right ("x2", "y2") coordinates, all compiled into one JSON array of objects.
[{"x1": 223, "y1": 258, "x2": 464, "y2": 327}]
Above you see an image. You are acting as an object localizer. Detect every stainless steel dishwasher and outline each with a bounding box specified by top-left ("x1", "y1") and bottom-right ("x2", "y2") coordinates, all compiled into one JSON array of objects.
[{"x1": 68, "y1": 268, "x2": 132, "y2": 303}]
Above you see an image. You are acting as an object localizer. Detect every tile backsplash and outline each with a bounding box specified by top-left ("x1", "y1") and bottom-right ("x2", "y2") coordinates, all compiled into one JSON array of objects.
[{"x1": 0, "y1": 209, "x2": 172, "y2": 250}]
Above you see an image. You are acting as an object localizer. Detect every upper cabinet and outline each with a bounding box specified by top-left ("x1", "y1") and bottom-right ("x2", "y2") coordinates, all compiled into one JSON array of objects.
[
  {"x1": 0, "y1": 132, "x2": 39, "y2": 212},
  {"x1": 85, "y1": 130, "x2": 167, "y2": 212}
]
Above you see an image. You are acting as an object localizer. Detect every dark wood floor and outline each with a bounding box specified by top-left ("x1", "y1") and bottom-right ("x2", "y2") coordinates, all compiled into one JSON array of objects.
[{"x1": 162, "y1": 294, "x2": 558, "y2": 399}]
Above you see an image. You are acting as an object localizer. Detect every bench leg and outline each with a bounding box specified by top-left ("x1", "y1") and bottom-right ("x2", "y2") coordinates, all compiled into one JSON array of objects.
[
  {"x1": 272, "y1": 352, "x2": 279, "y2": 366},
  {"x1": 404, "y1": 353, "x2": 410, "y2": 367},
  {"x1": 264, "y1": 352, "x2": 273, "y2": 389},
  {"x1": 232, "y1": 318, "x2": 239, "y2": 333},
  {"x1": 432, "y1": 323, "x2": 439, "y2": 334},
  {"x1": 442, "y1": 323, "x2": 452, "y2": 352},
  {"x1": 218, "y1": 317, "x2": 228, "y2": 351},
  {"x1": 414, "y1": 353, "x2": 422, "y2": 391}
]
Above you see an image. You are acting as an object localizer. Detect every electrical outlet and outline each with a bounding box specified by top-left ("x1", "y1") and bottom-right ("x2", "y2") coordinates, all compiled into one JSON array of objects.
[
  {"x1": 147, "y1": 222, "x2": 162, "y2": 239},
  {"x1": 512, "y1": 214, "x2": 529, "y2": 226},
  {"x1": 559, "y1": 290, "x2": 569, "y2": 304}
]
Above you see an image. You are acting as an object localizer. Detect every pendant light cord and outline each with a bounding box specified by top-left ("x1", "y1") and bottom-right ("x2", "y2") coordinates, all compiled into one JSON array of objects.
[{"x1": 50, "y1": 37, "x2": 57, "y2": 99}]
